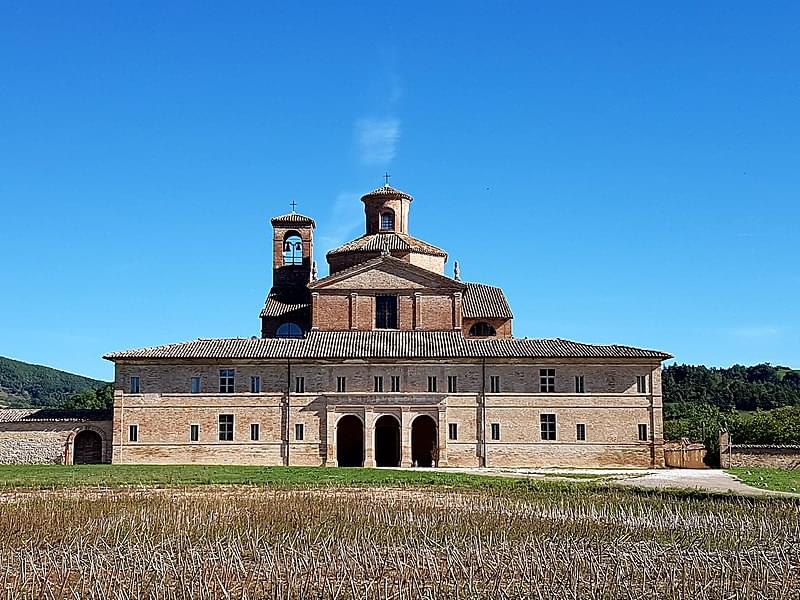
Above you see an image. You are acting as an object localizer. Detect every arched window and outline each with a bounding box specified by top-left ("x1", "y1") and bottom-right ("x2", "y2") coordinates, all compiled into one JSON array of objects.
[
  {"x1": 282, "y1": 232, "x2": 303, "y2": 265},
  {"x1": 468, "y1": 322, "x2": 496, "y2": 337},
  {"x1": 380, "y1": 211, "x2": 395, "y2": 231},
  {"x1": 276, "y1": 322, "x2": 303, "y2": 338}
]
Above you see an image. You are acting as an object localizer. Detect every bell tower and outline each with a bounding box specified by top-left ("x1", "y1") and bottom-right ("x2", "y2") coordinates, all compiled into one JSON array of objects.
[
  {"x1": 271, "y1": 212, "x2": 315, "y2": 286},
  {"x1": 260, "y1": 210, "x2": 316, "y2": 339}
]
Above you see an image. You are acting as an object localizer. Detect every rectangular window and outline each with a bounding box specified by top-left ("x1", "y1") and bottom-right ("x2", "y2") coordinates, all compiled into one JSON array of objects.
[
  {"x1": 375, "y1": 295, "x2": 398, "y2": 329},
  {"x1": 448, "y1": 423, "x2": 458, "y2": 440},
  {"x1": 191, "y1": 377, "x2": 201, "y2": 394},
  {"x1": 129, "y1": 376, "x2": 140, "y2": 394},
  {"x1": 374, "y1": 376, "x2": 384, "y2": 392},
  {"x1": 250, "y1": 376, "x2": 261, "y2": 394},
  {"x1": 576, "y1": 423, "x2": 586, "y2": 441},
  {"x1": 336, "y1": 376, "x2": 346, "y2": 393},
  {"x1": 540, "y1": 413, "x2": 557, "y2": 440},
  {"x1": 636, "y1": 375, "x2": 649, "y2": 394},
  {"x1": 219, "y1": 369, "x2": 235, "y2": 394},
  {"x1": 638, "y1": 423, "x2": 649, "y2": 441},
  {"x1": 295, "y1": 423, "x2": 304, "y2": 441},
  {"x1": 447, "y1": 375, "x2": 458, "y2": 393},
  {"x1": 490, "y1": 423, "x2": 500, "y2": 441},
  {"x1": 295, "y1": 376, "x2": 305, "y2": 393},
  {"x1": 574, "y1": 375, "x2": 585, "y2": 394},
  {"x1": 190, "y1": 424, "x2": 199, "y2": 442},
  {"x1": 427, "y1": 376, "x2": 438, "y2": 392},
  {"x1": 539, "y1": 369, "x2": 555, "y2": 393},
  {"x1": 391, "y1": 375, "x2": 401, "y2": 392},
  {"x1": 490, "y1": 375, "x2": 501, "y2": 393},
  {"x1": 219, "y1": 414, "x2": 234, "y2": 441},
  {"x1": 250, "y1": 423, "x2": 260, "y2": 441},
  {"x1": 128, "y1": 424, "x2": 138, "y2": 442}
]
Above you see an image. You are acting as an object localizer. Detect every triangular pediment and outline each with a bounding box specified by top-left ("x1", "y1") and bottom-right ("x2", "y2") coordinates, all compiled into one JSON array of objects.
[{"x1": 310, "y1": 256, "x2": 464, "y2": 292}]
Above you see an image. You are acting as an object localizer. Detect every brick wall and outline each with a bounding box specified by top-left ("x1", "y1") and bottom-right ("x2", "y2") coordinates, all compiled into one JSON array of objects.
[
  {"x1": 462, "y1": 318, "x2": 512, "y2": 338},
  {"x1": 112, "y1": 359, "x2": 664, "y2": 468}
]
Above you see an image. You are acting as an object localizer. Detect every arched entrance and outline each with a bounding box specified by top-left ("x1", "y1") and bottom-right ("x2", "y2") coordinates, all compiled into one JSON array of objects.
[
  {"x1": 73, "y1": 430, "x2": 103, "y2": 464},
  {"x1": 374, "y1": 415, "x2": 400, "y2": 467},
  {"x1": 336, "y1": 415, "x2": 364, "y2": 467},
  {"x1": 411, "y1": 415, "x2": 437, "y2": 467}
]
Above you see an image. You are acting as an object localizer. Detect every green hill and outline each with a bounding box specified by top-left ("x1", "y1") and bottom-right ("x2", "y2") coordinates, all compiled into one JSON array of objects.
[{"x1": 0, "y1": 356, "x2": 110, "y2": 408}]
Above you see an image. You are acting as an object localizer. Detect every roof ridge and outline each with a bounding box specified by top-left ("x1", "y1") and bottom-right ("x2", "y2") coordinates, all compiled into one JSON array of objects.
[{"x1": 105, "y1": 331, "x2": 672, "y2": 360}]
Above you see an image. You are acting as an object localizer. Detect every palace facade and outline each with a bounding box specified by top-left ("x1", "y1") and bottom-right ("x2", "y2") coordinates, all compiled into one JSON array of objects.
[{"x1": 104, "y1": 184, "x2": 670, "y2": 468}]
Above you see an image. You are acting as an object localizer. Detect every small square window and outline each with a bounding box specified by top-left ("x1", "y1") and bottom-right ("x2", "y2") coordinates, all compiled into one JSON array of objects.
[
  {"x1": 490, "y1": 423, "x2": 500, "y2": 441},
  {"x1": 576, "y1": 423, "x2": 586, "y2": 441},
  {"x1": 129, "y1": 376, "x2": 140, "y2": 394},
  {"x1": 391, "y1": 375, "x2": 401, "y2": 392},
  {"x1": 540, "y1": 414, "x2": 556, "y2": 441},
  {"x1": 539, "y1": 369, "x2": 555, "y2": 393},
  {"x1": 250, "y1": 376, "x2": 261, "y2": 394},
  {"x1": 448, "y1": 423, "x2": 458, "y2": 440},
  {"x1": 574, "y1": 375, "x2": 585, "y2": 394},
  {"x1": 427, "y1": 376, "x2": 438, "y2": 392},
  {"x1": 638, "y1": 423, "x2": 648, "y2": 441},
  {"x1": 191, "y1": 377, "x2": 201, "y2": 394},
  {"x1": 295, "y1": 423, "x2": 304, "y2": 441},
  {"x1": 336, "y1": 376, "x2": 346, "y2": 393},
  {"x1": 490, "y1": 375, "x2": 501, "y2": 393},
  {"x1": 374, "y1": 376, "x2": 384, "y2": 392},
  {"x1": 250, "y1": 423, "x2": 260, "y2": 441},
  {"x1": 295, "y1": 376, "x2": 305, "y2": 393},
  {"x1": 636, "y1": 375, "x2": 648, "y2": 394},
  {"x1": 128, "y1": 424, "x2": 138, "y2": 442},
  {"x1": 219, "y1": 369, "x2": 235, "y2": 394},
  {"x1": 447, "y1": 375, "x2": 458, "y2": 393},
  {"x1": 190, "y1": 424, "x2": 199, "y2": 442},
  {"x1": 219, "y1": 414, "x2": 234, "y2": 441}
]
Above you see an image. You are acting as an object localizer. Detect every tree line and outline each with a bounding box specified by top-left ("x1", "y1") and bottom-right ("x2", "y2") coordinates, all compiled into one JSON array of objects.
[{"x1": 663, "y1": 363, "x2": 800, "y2": 454}]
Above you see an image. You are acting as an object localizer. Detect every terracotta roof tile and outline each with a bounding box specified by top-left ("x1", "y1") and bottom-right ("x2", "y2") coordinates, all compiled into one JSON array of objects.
[
  {"x1": 259, "y1": 287, "x2": 310, "y2": 318},
  {"x1": 327, "y1": 232, "x2": 447, "y2": 257},
  {"x1": 270, "y1": 213, "x2": 316, "y2": 227},
  {"x1": 105, "y1": 331, "x2": 671, "y2": 361},
  {"x1": 0, "y1": 409, "x2": 112, "y2": 423},
  {"x1": 462, "y1": 283, "x2": 513, "y2": 319},
  {"x1": 361, "y1": 184, "x2": 413, "y2": 202}
]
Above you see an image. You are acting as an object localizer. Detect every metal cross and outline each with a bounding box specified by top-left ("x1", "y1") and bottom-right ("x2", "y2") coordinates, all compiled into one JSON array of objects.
[
  {"x1": 290, "y1": 200, "x2": 297, "y2": 212},
  {"x1": 383, "y1": 172, "x2": 391, "y2": 185}
]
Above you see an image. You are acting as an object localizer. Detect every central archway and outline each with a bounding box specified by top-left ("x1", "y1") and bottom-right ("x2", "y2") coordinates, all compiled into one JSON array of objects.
[
  {"x1": 336, "y1": 415, "x2": 364, "y2": 467},
  {"x1": 73, "y1": 430, "x2": 103, "y2": 464},
  {"x1": 374, "y1": 415, "x2": 400, "y2": 467},
  {"x1": 411, "y1": 415, "x2": 437, "y2": 467}
]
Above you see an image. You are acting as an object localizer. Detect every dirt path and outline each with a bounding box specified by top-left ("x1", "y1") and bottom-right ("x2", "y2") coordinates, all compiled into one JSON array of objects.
[{"x1": 427, "y1": 466, "x2": 799, "y2": 497}]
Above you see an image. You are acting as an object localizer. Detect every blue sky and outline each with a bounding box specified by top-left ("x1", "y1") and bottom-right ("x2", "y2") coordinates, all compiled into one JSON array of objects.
[{"x1": 1, "y1": 2, "x2": 798, "y2": 380}]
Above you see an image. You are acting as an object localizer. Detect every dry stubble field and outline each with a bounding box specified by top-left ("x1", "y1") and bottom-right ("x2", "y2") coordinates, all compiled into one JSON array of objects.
[{"x1": 0, "y1": 481, "x2": 798, "y2": 600}]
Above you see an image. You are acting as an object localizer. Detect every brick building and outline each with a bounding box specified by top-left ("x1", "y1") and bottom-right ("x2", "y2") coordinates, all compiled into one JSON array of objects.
[{"x1": 105, "y1": 184, "x2": 671, "y2": 468}]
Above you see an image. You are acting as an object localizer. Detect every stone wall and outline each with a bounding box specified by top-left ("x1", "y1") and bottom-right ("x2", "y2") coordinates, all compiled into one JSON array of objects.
[
  {"x1": 0, "y1": 420, "x2": 113, "y2": 464},
  {"x1": 723, "y1": 445, "x2": 800, "y2": 470}
]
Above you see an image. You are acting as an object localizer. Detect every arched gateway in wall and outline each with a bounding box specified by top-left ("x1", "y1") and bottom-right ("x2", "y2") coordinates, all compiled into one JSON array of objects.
[
  {"x1": 411, "y1": 415, "x2": 438, "y2": 467},
  {"x1": 73, "y1": 430, "x2": 103, "y2": 464},
  {"x1": 336, "y1": 415, "x2": 364, "y2": 467}
]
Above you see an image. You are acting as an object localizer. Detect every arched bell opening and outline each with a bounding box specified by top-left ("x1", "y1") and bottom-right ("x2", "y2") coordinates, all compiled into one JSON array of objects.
[{"x1": 282, "y1": 231, "x2": 304, "y2": 265}]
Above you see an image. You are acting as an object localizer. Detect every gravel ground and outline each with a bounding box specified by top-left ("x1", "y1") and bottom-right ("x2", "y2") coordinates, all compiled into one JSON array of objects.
[{"x1": 427, "y1": 466, "x2": 800, "y2": 497}]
